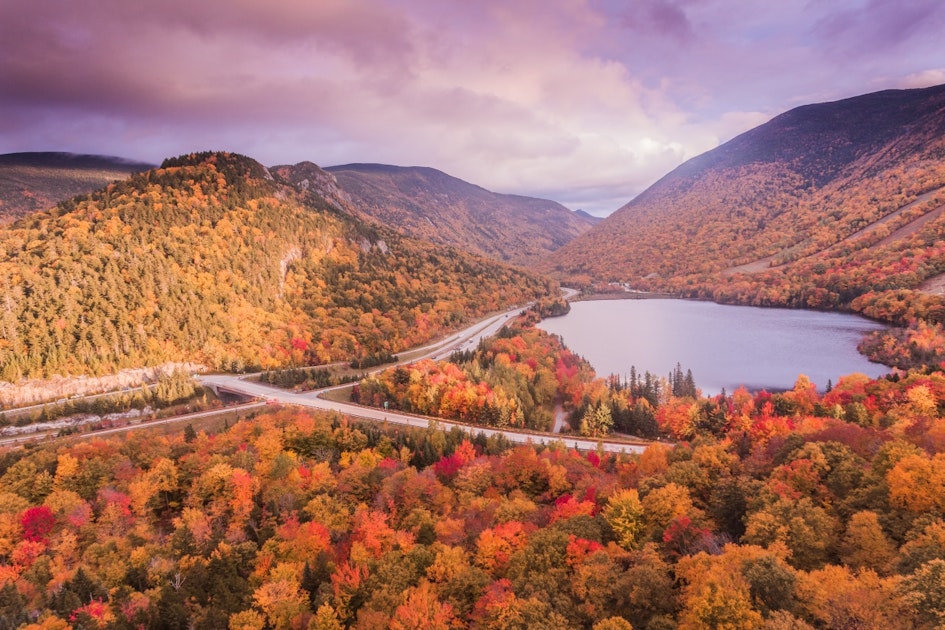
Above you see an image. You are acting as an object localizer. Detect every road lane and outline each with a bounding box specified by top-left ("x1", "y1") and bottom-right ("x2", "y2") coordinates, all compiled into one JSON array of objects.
[
  {"x1": 199, "y1": 373, "x2": 645, "y2": 453},
  {"x1": 6, "y1": 290, "x2": 648, "y2": 453},
  {"x1": 0, "y1": 401, "x2": 267, "y2": 447},
  {"x1": 198, "y1": 298, "x2": 648, "y2": 454}
]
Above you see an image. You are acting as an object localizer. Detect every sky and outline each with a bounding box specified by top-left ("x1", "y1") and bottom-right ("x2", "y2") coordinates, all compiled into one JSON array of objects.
[{"x1": 1, "y1": 1, "x2": 944, "y2": 216}]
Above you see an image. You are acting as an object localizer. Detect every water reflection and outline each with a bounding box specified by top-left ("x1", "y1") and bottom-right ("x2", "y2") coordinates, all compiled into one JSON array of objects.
[{"x1": 537, "y1": 299, "x2": 889, "y2": 395}]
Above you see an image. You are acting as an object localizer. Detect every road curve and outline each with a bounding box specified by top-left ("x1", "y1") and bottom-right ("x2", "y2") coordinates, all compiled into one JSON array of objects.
[
  {"x1": 199, "y1": 373, "x2": 646, "y2": 454},
  {"x1": 199, "y1": 300, "x2": 648, "y2": 454}
]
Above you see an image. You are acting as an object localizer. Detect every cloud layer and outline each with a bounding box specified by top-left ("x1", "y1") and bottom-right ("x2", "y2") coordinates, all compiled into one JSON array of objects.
[{"x1": 2, "y1": 0, "x2": 944, "y2": 215}]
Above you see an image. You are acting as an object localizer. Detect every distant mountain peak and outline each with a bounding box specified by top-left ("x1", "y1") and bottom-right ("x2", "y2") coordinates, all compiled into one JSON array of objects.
[
  {"x1": 160, "y1": 151, "x2": 272, "y2": 181},
  {"x1": 0, "y1": 151, "x2": 154, "y2": 170},
  {"x1": 574, "y1": 209, "x2": 603, "y2": 223},
  {"x1": 316, "y1": 162, "x2": 596, "y2": 267}
]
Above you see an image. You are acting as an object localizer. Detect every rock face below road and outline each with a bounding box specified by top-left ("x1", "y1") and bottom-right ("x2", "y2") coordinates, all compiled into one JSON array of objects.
[
  {"x1": 0, "y1": 363, "x2": 202, "y2": 409},
  {"x1": 0, "y1": 407, "x2": 153, "y2": 438}
]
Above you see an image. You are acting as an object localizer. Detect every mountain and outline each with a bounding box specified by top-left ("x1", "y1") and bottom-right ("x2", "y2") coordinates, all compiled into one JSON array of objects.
[
  {"x1": 0, "y1": 152, "x2": 154, "y2": 223},
  {"x1": 0, "y1": 152, "x2": 554, "y2": 381},
  {"x1": 278, "y1": 163, "x2": 596, "y2": 267},
  {"x1": 544, "y1": 84, "x2": 945, "y2": 321},
  {"x1": 574, "y1": 209, "x2": 604, "y2": 224}
]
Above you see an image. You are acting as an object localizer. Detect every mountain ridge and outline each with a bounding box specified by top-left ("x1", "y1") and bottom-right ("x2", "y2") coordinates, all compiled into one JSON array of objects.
[
  {"x1": 0, "y1": 151, "x2": 154, "y2": 223},
  {"x1": 658, "y1": 85, "x2": 945, "y2": 187},
  {"x1": 543, "y1": 83, "x2": 945, "y2": 324},
  {"x1": 0, "y1": 151, "x2": 553, "y2": 381},
  {"x1": 2, "y1": 154, "x2": 596, "y2": 272},
  {"x1": 0, "y1": 151, "x2": 153, "y2": 169},
  {"x1": 315, "y1": 162, "x2": 596, "y2": 267}
]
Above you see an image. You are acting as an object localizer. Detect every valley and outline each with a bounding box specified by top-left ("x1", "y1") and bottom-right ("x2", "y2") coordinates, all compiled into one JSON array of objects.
[
  {"x1": 316, "y1": 163, "x2": 596, "y2": 267},
  {"x1": 5, "y1": 83, "x2": 945, "y2": 628}
]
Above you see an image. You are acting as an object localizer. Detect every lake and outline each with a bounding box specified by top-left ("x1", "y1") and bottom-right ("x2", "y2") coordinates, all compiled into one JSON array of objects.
[{"x1": 537, "y1": 298, "x2": 889, "y2": 394}]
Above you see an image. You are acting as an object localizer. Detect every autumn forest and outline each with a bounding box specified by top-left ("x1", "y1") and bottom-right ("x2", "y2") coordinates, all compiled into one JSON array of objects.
[
  {"x1": 5, "y1": 83, "x2": 945, "y2": 629},
  {"x1": 5, "y1": 361, "x2": 945, "y2": 628}
]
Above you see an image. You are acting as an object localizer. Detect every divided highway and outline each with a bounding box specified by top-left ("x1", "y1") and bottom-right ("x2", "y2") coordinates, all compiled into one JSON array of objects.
[
  {"x1": 199, "y1": 298, "x2": 648, "y2": 454},
  {"x1": 0, "y1": 292, "x2": 648, "y2": 454}
]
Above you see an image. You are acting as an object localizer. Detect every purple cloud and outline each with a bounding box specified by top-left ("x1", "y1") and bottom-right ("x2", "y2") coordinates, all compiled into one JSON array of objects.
[{"x1": 1, "y1": 0, "x2": 943, "y2": 215}]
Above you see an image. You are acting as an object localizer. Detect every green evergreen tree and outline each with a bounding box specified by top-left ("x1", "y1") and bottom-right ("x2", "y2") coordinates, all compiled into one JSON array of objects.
[{"x1": 183, "y1": 423, "x2": 197, "y2": 443}]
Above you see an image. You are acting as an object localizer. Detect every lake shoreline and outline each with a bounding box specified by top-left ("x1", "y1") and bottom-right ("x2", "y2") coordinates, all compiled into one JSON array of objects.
[
  {"x1": 572, "y1": 291, "x2": 679, "y2": 301},
  {"x1": 571, "y1": 290, "x2": 892, "y2": 331},
  {"x1": 538, "y1": 298, "x2": 890, "y2": 395}
]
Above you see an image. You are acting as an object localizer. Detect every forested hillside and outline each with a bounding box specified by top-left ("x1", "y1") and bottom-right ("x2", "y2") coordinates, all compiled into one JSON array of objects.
[
  {"x1": 306, "y1": 163, "x2": 595, "y2": 267},
  {"x1": 545, "y1": 84, "x2": 945, "y2": 326},
  {"x1": 0, "y1": 152, "x2": 554, "y2": 382},
  {"x1": 355, "y1": 310, "x2": 688, "y2": 440},
  {"x1": 4, "y1": 361, "x2": 945, "y2": 627},
  {"x1": 0, "y1": 153, "x2": 153, "y2": 224},
  {"x1": 355, "y1": 312, "x2": 594, "y2": 434}
]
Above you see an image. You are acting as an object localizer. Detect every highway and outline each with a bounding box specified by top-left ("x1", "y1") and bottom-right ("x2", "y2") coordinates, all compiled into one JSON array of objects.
[
  {"x1": 199, "y1": 298, "x2": 649, "y2": 454},
  {"x1": 0, "y1": 401, "x2": 268, "y2": 448},
  {"x1": 1, "y1": 292, "x2": 648, "y2": 454}
]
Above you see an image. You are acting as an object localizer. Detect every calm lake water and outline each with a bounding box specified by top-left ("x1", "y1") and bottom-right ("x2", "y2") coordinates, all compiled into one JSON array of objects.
[{"x1": 537, "y1": 299, "x2": 889, "y2": 394}]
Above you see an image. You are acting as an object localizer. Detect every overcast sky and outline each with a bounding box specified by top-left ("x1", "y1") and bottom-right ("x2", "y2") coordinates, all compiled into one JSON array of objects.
[{"x1": 1, "y1": 0, "x2": 943, "y2": 215}]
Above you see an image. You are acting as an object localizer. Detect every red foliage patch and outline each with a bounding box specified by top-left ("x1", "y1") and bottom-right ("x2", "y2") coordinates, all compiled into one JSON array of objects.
[
  {"x1": 20, "y1": 506, "x2": 55, "y2": 543},
  {"x1": 433, "y1": 453, "x2": 465, "y2": 482}
]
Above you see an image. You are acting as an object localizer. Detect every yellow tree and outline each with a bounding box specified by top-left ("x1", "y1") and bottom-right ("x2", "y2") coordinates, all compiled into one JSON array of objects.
[
  {"x1": 252, "y1": 564, "x2": 309, "y2": 630},
  {"x1": 676, "y1": 544, "x2": 794, "y2": 628},
  {"x1": 128, "y1": 457, "x2": 179, "y2": 516},
  {"x1": 593, "y1": 618, "x2": 634, "y2": 630},
  {"x1": 743, "y1": 497, "x2": 838, "y2": 570},
  {"x1": 839, "y1": 511, "x2": 896, "y2": 574},
  {"x1": 888, "y1": 453, "x2": 945, "y2": 514},
  {"x1": 388, "y1": 581, "x2": 457, "y2": 630},
  {"x1": 786, "y1": 375, "x2": 819, "y2": 416},
  {"x1": 580, "y1": 402, "x2": 614, "y2": 437},
  {"x1": 796, "y1": 565, "x2": 910, "y2": 629},
  {"x1": 641, "y1": 483, "x2": 699, "y2": 541},
  {"x1": 603, "y1": 489, "x2": 645, "y2": 550},
  {"x1": 680, "y1": 582, "x2": 763, "y2": 630}
]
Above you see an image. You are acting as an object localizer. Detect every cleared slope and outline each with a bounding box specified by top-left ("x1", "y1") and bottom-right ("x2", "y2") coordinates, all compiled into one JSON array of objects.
[{"x1": 723, "y1": 184, "x2": 945, "y2": 275}]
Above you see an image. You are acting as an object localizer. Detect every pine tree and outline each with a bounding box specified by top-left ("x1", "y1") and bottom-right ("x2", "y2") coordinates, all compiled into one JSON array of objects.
[
  {"x1": 0, "y1": 582, "x2": 29, "y2": 628},
  {"x1": 684, "y1": 369, "x2": 697, "y2": 398}
]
